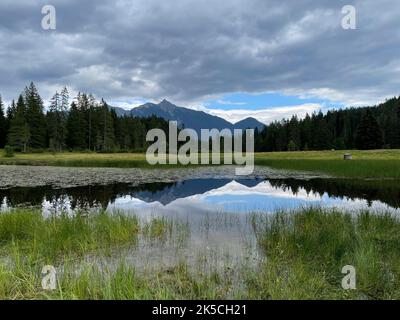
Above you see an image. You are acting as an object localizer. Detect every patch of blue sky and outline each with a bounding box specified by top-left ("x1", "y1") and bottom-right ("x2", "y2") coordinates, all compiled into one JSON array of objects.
[{"x1": 205, "y1": 92, "x2": 345, "y2": 111}]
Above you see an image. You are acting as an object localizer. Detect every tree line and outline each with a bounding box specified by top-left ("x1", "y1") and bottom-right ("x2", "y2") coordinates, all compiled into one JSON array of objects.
[
  {"x1": 0, "y1": 82, "x2": 169, "y2": 152},
  {"x1": 254, "y1": 97, "x2": 400, "y2": 151},
  {"x1": 0, "y1": 82, "x2": 399, "y2": 153}
]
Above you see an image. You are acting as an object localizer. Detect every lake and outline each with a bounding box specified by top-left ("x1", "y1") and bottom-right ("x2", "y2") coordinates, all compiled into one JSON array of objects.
[
  {"x1": 1, "y1": 166, "x2": 400, "y2": 298},
  {"x1": 2, "y1": 175, "x2": 399, "y2": 274},
  {"x1": 1, "y1": 177, "x2": 400, "y2": 215}
]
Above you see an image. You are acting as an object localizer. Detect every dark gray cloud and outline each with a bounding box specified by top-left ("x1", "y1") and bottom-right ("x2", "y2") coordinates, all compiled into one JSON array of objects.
[{"x1": 0, "y1": 0, "x2": 399, "y2": 107}]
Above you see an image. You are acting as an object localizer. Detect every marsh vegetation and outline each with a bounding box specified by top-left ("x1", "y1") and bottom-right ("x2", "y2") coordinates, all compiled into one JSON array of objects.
[{"x1": 0, "y1": 207, "x2": 399, "y2": 300}]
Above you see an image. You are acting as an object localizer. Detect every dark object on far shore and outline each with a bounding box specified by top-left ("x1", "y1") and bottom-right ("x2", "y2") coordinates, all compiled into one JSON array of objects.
[{"x1": 344, "y1": 153, "x2": 352, "y2": 160}]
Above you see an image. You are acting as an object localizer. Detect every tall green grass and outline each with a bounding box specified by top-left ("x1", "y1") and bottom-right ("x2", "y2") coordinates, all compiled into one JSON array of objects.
[
  {"x1": 0, "y1": 210, "x2": 140, "y2": 262},
  {"x1": 251, "y1": 208, "x2": 400, "y2": 299},
  {"x1": 0, "y1": 208, "x2": 399, "y2": 299}
]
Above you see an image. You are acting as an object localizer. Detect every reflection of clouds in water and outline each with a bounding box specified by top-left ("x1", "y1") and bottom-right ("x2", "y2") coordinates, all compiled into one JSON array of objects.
[
  {"x1": 0, "y1": 197, "x2": 7, "y2": 210},
  {"x1": 201, "y1": 181, "x2": 321, "y2": 200},
  {"x1": 112, "y1": 196, "x2": 161, "y2": 209},
  {"x1": 107, "y1": 180, "x2": 400, "y2": 216},
  {"x1": 3, "y1": 179, "x2": 399, "y2": 217}
]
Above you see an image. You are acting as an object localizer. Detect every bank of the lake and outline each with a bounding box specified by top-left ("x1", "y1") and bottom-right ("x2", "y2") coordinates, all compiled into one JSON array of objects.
[
  {"x1": 0, "y1": 208, "x2": 399, "y2": 300},
  {"x1": 1, "y1": 150, "x2": 400, "y2": 179},
  {"x1": 0, "y1": 165, "x2": 327, "y2": 188}
]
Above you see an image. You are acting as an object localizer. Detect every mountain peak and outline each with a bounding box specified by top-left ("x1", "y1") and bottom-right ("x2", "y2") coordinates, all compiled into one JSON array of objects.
[
  {"x1": 158, "y1": 99, "x2": 175, "y2": 107},
  {"x1": 114, "y1": 99, "x2": 265, "y2": 134},
  {"x1": 234, "y1": 117, "x2": 266, "y2": 131},
  {"x1": 239, "y1": 117, "x2": 257, "y2": 122}
]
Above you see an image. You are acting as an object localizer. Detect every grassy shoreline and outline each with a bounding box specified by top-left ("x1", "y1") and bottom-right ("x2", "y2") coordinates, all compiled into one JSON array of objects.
[
  {"x1": 0, "y1": 208, "x2": 399, "y2": 299},
  {"x1": 1, "y1": 149, "x2": 400, "y2": 178}
]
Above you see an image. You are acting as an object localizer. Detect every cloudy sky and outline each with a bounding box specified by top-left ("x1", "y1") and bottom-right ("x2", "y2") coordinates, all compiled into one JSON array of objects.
[{"x1": 1, "y1": 0, "x2": 399, "y2": 124}]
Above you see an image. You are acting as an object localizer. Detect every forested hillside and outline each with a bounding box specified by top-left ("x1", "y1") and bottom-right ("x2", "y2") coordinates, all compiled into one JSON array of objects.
[
  {"x1": 0, "y1": 82, "x2": 169, "y2": 152},
  {"x1": 0, "y1": 82, "x2": 399, "y2": 152},
  {"x1": 254, "y1": 97, "x2": 400, "y2": 151}
]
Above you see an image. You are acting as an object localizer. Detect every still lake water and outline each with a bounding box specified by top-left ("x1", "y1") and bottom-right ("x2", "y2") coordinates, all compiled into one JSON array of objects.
[
  {"x1": 1, "y1": 177, "x2": 400, "y2": 216},
  {"x1": 1, "y1": 177, "x2": 400, "y2": 274}
]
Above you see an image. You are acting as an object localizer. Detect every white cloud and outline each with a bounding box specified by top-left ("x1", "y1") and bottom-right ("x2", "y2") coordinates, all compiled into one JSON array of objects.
[
  {"x1": 216, "y1": 100, "x2": 248, "y2": 106},
  {"x1": 0, "y1": 0, "x2": 399, "y2": 111},
  {"x1": 191, "y1": 103, "x2": 322, "y2": 124}
]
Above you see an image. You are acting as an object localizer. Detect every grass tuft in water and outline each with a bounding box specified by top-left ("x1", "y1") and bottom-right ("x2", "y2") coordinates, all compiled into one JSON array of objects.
[
  {"x1": 251, "y1": 208, "x2": 400, "y2": 299},
  {"x1": 0, "y1": 210, "x2": 140, "y2": 262}
]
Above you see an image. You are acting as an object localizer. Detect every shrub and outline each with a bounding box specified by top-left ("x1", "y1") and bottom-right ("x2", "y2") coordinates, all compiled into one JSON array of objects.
[{"x1": 3, "y1": 145, "x2": 14, "y2": 158}]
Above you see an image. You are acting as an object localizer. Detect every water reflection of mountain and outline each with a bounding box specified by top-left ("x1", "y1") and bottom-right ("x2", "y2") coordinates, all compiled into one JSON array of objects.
[
  {"x1": 0, "y1": 179, "x2": 263, "y2": 210},
  {"x1": 132, "y1": 179, "x2": 262, "y2": 205},
  {"x1": 1, "y1": 177, "x2": 400, "y2": 211}
]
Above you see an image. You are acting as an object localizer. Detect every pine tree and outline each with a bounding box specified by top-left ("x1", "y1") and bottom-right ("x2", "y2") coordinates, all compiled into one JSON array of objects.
[
  {"x1": 60, "y1": 87, "x2": 69, "y2": 113},
  {"x1": 355, "y1": 110, "x2": 384, "y2": 150},
  {"x1": 287, "y1": 140, "x2": 297, "y2": 151},
  {"x1": 66, "y1": 102, "x2": 86, "y2": 150},
  {"x1": 24, "y1": 82, "x2": 45, "y2": 148},
  {"x1": 98, "y1": 99, "x2": 116, "y2": 151},
  {"x1": 47, "y1": 89, "x2": 69, "y2": 152},
  {"x1": 47, "y1": 91, "x2": 60, "y2": 151},
  {"x1": 288, "y1": 116, "x2": 301, "y2": 149},
  {"x1": 87, "y1": 94, "x2": 96, "y2": 151},
  {"x1": 8, "y1": 95, "x2": 30, "y2": 152},
  {"x1": 395, "y1": 99, "x2": 400, "y2": 148},
  {"x1": 75, "y1": 92, "x2": 95, "y2": 150},
  {"x1": 300, "y1": 114, "x2": 312, "y2": 150},
  {"x1": 0, "y1": 95, "x2": 6, "y2": 148},
  {"x1": 6, "y1": 100, "x2": 16, "y2": 121},
  {"x1": 311, "y1": 114, "x2": 333, "y2": 150}
]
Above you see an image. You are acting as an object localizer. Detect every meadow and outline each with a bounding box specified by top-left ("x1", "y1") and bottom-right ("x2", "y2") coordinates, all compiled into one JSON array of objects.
[
  {"x1": 1, "y1": 149, "x2": 400, "y2": 178},
  {"x1": 0, "y1": 208, "x2": 399, "y2": 300},
  {"x1": 255, "y1": 150, "x2": 400, "y2": 179}
]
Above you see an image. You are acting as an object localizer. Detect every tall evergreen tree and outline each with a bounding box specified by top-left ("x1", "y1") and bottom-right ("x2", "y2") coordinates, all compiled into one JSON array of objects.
[
  {"x1": 395, "y1": 99, "x2": 400, "y2": 148},
  {"x1": 6, "y1": 100, "x2": 16, "y2": 121},
  {"x1": 87, "y1": 94, "x2": 96, "y2": 151},
  {"x1": 312, "y1": 118, "x2": 333, "y2": 150},
  {"x1": 8, "y1": 95, "x2": 30, "y2": 152},
  {"x1": 98, "y1": 99, "x2": 116, "y2": 151},
  {"x1": 60, "y1": 87, "x2": 69, "y2": 113},
  {"x1": 355, "y1": 109, "x2": 384, "y2": 150},
  {"x1": 0, "y1": 95, "x2": 6, "y2": 148},
  {"x1": 47, "y1": 88, "x2": 69, "y2": 151},
  {"x1": 47, "y1": 91, "x2": 60, "y2": 151},
  {"x1": 24, "y1": 82, "x2": 45, "y2": 148},
  {"x1": 66, "y1": 101, "x2": 86, "y2": 150}
]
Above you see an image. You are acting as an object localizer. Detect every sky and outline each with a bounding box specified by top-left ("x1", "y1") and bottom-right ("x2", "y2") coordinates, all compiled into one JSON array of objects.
[{"x1": 1, "y1": 0, "x2": 399, "y2": 124}]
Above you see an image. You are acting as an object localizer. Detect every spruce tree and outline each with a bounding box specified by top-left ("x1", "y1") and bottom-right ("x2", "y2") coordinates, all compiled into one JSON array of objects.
[
  {"x1": 6, "y1": 100, "x2": 16, "y2": 121},
  {"x1": 355, "y1": 110, "x2": 384, "y2": 150},
  {"x1": 48, "y1": 89, "x2": 69, "y2": 151},
  {"x1": 60, "y1": 87, "x2": 69, "y2": 113},
  {"x1": 0, "y1": 95, "x2": 6, "y2": 148},
  {"x1": 99, "y1": 99, "x2": 116, "y2": 151},
  {"x1": 24, "y1": 82, "x2": 45, "y2": 149},
  {"x1": 66, "y1": 101, "x2": 87, "y2": 150},
  {"x1": 8, "y1": 95, "x2": 30, "y2": 152},
  {"x1": 47, "y1": 91, "x2": 60, "y2": 151},
  {"x1": 395, "y1": 99, "x2": 400, "y2": 148}
]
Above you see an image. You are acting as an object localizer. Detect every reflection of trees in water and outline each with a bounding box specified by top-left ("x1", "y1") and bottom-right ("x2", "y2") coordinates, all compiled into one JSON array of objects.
[
  {"x1": 0, "y1": 187, "x2": 46, "y2": 208},
  {"x1": 1, "y1": 178, "x2": 399, "y2": 212},
  {"x1": 0, "y1": 182, "x2": 175, "y2": 212},
  {"x1": 268, "y1": 179, "x2": 400, "y2": 209}
]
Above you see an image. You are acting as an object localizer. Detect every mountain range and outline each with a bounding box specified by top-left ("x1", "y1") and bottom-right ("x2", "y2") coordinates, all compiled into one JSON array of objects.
[{"x1": 112, "y1": 99, "x2": 265, "y2": 133}]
